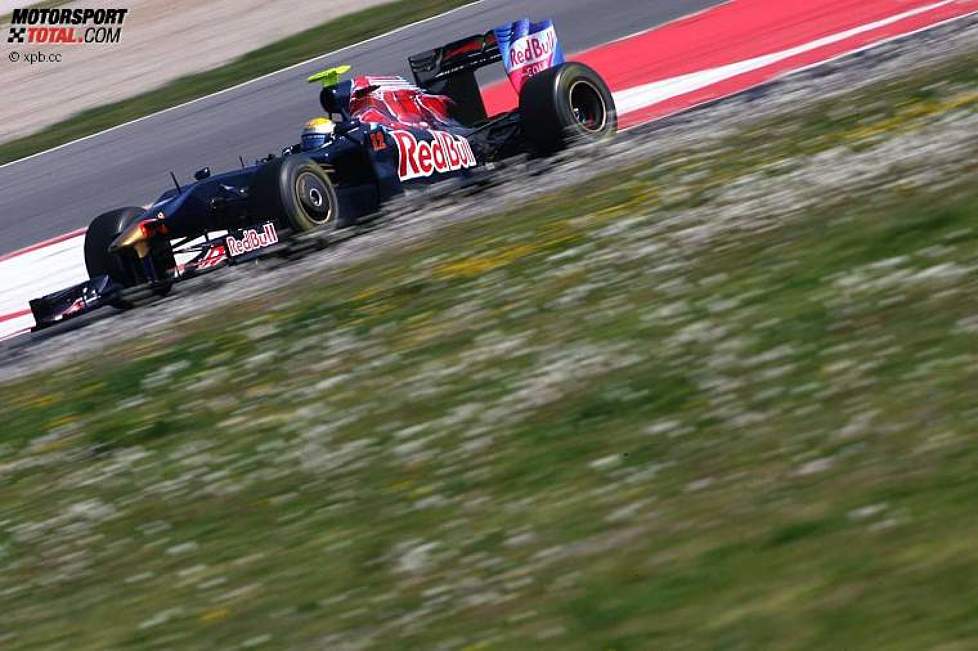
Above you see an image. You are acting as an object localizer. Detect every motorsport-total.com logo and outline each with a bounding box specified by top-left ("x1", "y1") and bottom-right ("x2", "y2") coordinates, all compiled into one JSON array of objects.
[{"x1": 7, "y1": 7, "x2": 128, "y2": 45}]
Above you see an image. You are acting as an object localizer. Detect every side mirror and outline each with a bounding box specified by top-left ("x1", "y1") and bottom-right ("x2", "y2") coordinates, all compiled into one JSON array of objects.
[{"x1": 194, "y1": 167, "x2": 211, "y2": 181}]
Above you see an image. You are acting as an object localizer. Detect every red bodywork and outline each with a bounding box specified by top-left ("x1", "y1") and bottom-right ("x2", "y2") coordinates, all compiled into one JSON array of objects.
[{"x1": 347, "y1": 76, "x2": 459, "y2": 130}]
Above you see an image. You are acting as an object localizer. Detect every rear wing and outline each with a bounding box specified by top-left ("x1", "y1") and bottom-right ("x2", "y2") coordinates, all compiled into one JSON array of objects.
[{"x1": 409, "y1": 30, "x2": 502, "y2": 125}]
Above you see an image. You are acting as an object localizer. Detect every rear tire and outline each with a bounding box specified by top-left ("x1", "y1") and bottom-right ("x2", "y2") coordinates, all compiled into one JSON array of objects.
[
  {"x1": 249, "y1": 155, "x2": 340, "y2": 234},
  {"x1": 518, "y1": 62, "x2": 617, "y2": 153}
]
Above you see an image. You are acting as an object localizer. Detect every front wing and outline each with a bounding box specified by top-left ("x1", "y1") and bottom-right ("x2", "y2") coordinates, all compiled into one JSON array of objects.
[{"x1": 27, "y1": 219, "x2": 362, "y2": 331}]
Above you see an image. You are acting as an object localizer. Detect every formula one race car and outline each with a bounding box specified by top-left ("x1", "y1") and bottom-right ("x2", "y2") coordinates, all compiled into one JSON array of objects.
[{"x1": 30, "y1": 18, "x2": 616, "y2": 329}]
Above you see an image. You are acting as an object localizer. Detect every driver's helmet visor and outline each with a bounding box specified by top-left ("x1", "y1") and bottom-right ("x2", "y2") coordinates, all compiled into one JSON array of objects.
[{"x1": 301, "y1": 117, "x2": 335, "y2": 151}]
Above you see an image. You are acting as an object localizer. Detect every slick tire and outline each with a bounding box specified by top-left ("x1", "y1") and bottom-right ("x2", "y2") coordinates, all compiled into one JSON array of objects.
[
  {"x1": 249, "y1": 155, "x2": 340, "y2": 234},
  {"x1": 84, "y1": 206, "x2": 172, "y2": 309},
  {"x1": 518, "y1": 62, "x2": 618, "y2": 154},
  {"x1": 84, "y1": 206, "x2": 145, "y2": 285}
]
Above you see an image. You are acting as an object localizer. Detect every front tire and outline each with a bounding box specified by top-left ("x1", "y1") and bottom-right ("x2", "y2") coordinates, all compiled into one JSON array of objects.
[
  {"x1": 84, "y1": 206, "x2": 145, "y2": 285},
  {"x1": 249, "y1": 155, "x2": 340, "y2": 234},
  {"x1": 83, "y1": 206, "x2": 173, "y2": 308},
  {"x1": 518, "y1": 62, "x2": 617, "y2": 153}
]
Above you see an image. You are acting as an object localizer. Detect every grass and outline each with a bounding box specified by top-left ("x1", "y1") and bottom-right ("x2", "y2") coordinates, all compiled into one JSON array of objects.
[
  {"x1": 0, "y1": 51, "x2": 976, "y2": 649},
  {"x1": 0, "y1": 0, "x2": 474, "y2": 165}
]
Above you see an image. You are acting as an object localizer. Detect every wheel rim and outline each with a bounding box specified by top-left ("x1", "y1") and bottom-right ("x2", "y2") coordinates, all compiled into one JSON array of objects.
[
  {"x1": 568, "y1": 80, "x2": 607, "y2": 133},
  {"x1": 294, "y1": 171, "x2": 332, "y2": 225}
]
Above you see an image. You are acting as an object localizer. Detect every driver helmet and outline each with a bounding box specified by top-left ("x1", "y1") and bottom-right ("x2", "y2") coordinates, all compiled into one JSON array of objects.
[{"x1": 301, "y1": 117, "x2": 335, "y2": 151}]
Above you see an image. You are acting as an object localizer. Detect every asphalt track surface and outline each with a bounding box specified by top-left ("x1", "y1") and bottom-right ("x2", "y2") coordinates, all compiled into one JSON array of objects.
[{"x1": 0, "y1": 0, "x2": 722, "y2": 255}]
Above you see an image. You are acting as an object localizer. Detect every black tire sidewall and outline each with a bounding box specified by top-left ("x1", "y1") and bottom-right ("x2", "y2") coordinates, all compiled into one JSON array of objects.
[
  {"x1": 250, "y1": 156, "x2": 339, "y2": 234},
  {"x1": 518, "y1": 62, "x2": 618, "y2": 153},
  {"x1": 83, "y1": 206, "x2": 145, "y2": 284}
]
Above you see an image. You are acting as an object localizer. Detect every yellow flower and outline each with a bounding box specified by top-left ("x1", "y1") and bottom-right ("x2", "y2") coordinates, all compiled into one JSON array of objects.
[
  {"x1": 434, "y1": 243, "x2": 541, "y2": 279},
  {"x1": 461, "y1": 642, "x2": 491, "y2": 651},
  {"x1": 200, "y1": 607, "x2": 231, "y2": 623},
  {"x1": 44, "y1": 414, "x2": 78, "y2": 430}
]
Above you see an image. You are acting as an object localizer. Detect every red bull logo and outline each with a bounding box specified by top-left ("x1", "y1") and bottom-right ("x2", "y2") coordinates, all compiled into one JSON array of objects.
[
  {"x1": 495, "y1": 19, "x2": 565, "y2": 93},
  {"x1": 225, "y1": 223, "x2": 279, "y2": 257},
  {"x1": 391, "y1": 129, "x2": 478, "y2": 181},
  {"x1": 508, "y1": 26, "x2": 558, "y2": 75},
  {"x1": 194, "y1": 244, "x2": 227, "y2": 270}
]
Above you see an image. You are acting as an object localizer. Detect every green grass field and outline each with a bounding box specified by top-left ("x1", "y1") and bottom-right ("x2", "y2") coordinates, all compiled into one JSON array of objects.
[
  {"x1": 0, "y1": 53, "x2": 976, "y2": 649},
  {"x1": 0, "y1": 0, "x2": 473, "y2": 165}
]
